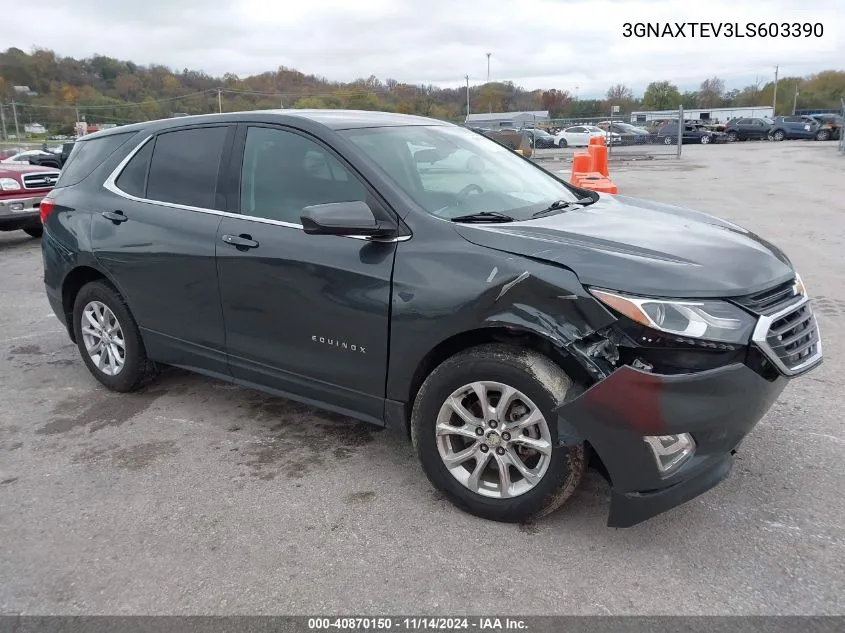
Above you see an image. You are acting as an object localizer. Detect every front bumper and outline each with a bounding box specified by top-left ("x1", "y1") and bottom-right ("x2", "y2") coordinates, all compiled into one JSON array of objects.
[
  {"x1": 554, "y1": 361, "x2": 802, "y2": 527},
  {"x1": 0, "y1": 194, "x2": 43, "y2": 228}
]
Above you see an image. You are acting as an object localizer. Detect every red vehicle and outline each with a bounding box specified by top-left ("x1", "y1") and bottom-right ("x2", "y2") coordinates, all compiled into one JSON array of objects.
[{"x1": 0, "y1": 163, "x2": 60, "y2": 238}]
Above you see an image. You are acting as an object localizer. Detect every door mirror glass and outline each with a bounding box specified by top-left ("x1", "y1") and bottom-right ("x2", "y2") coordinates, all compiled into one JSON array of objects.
[{"x1": 301, "y1": 200, "x2": 395, "y2": 237}]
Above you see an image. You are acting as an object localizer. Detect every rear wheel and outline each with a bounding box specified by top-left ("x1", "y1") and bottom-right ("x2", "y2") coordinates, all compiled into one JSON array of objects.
[
  {"x1": 23, "y1": 226, "x2": 43, "y2": 238},
  {"x1": 772, "y1": 130, "x2": 785, "y2": 141},
  {"x1": 727, "y1": 131, "x2": 738, "y2": 142},
  {"x1": 816, "y1": 129, "x2": 831, "y2": 141},
  {"x1": 700, "y1": 134, "x2": 711, "y2": 144},
  {"x1": 663, "y1": 135, "x2": 674, "y2": 145},
  {"x1": 72, "y1": 280, "x2": 152, "y2": 392},
  {"x1": 411, "y1": 344, "x2": 586, "y2": 523}
]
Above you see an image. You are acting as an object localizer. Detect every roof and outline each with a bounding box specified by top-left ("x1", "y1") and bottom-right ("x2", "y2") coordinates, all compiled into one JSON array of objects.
[
  {"x1": 465, "y1": 111, "x2": 550, "y2": 122},
  {"x1": 82, "y1": 109, "x2": 452, "y2": 141}
]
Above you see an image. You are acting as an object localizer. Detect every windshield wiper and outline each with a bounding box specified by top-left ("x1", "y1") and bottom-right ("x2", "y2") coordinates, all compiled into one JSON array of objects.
[
  {"x1": 451, "y1": 211, "x2": 515, "y2": 223},
  {"x1": 531, "y1": 197, "x2": 594, "y2": 218}
]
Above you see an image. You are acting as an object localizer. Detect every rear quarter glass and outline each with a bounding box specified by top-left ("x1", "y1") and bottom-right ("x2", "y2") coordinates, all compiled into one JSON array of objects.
[{"x1": 56, "y1": 132, "x2": 137, "y2": 188}]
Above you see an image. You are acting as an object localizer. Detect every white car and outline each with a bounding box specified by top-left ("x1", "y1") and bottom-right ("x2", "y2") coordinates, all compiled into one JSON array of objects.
[
  {"x1": 0, "y1": 149, "x2": 53, "y2": 164},
  {"x1": 553, "y1": 125, "x2": 620, "y2": 148}
]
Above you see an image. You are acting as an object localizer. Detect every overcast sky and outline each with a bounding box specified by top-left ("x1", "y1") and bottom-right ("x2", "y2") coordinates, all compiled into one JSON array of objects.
[{"x1": 7, "y1": 0, "x2": 844, "y2": 97}]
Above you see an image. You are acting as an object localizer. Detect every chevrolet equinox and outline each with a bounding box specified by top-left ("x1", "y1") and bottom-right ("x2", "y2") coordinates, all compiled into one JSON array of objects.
[{"x1": 40, "y1": 110, "x2": 823, "y2": 527}]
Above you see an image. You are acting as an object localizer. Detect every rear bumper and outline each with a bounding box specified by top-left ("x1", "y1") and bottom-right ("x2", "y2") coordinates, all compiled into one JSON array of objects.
[
  {"x1": 0, "y1": 195, "x2": 43, "y2": 229},
  {"x1": 553, "y1": 361, "x2": 810, "y2": 527}
]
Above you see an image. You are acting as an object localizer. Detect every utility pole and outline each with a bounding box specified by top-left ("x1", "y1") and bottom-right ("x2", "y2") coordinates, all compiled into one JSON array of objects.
[
  {"x1": 792, "y1": 81, "x2": 799, "y2": 115},
  {"x1": 0, "y1": 103, "x2": 7, "y2": 141},
  {"x1": 217, "y1": 89, "x2": 223, "y2": 113},
  {"x1": 772, "y1": 65, "x2": 779, "y2": 115},
  {"x1": 486, "y1": 53, "x2": 492, "y2": 113},
  {"x1": 11, "y1": 100, "x2": 20, "y2": 140},
  {"x1": 465, "y1": 74, "x2": 470, "y2": 118}
]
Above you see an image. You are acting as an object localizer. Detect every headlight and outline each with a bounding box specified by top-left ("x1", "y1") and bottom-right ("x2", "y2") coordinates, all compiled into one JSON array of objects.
[
  {"x1": 792, "y1": 272, "x2": 807, "y2": 297},
  {"x1": 0, "y1": 178, "x2": 22, "y2": 191},
  {"x1": 590, "y1": 288, "x2": 756, "y2": 344}
]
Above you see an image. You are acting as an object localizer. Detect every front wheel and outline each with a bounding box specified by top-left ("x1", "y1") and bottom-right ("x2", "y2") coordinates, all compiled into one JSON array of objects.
[
  {"x1": 663, "y1": 135, "x2": 674, "y2": 145},
  {"x1": 772, "y1": 130, "x2": 785, "y2": 141},
  {"x1": 557, "y1": 138, "x2": 568, "y2": 148},
  {"x1": 727, "y1": 131, "x2": 738, "y2": 142},
  {"x1": 700, "y1": 135, "x2": 711, "y2": 144},
  {"x1": 816, "y1": 129, "x2": 831, "y2": 141},
  {"x1": 411, "y1": 344, "x2": 586, "y2": 523},
  {"x1": 72, "y1": 280, "x2": 153, "y2": 392}
]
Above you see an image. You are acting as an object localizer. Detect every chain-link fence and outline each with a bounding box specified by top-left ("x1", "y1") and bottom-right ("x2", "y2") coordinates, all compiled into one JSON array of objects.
[{"x1": 505, "y1": 108, "x2": 688, "y2": 164}]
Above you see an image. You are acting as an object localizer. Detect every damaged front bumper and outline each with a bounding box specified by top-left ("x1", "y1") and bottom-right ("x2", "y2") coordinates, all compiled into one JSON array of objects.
[{"x1": 553, "y1": 362, "x2": 795, "y2": 528}]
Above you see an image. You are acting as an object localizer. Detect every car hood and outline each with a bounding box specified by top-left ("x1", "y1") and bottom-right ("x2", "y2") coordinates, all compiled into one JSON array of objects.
[{"x1": 453, "y1": 194, "x2": 795, "y2": 298}]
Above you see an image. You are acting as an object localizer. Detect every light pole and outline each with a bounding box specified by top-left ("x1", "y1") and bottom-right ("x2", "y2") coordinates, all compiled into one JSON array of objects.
[
  {"x1": 465, "y1": 74, "x2": 470, "y2": 118},
  {"x1": 772, "y1": 64, "x2": 779, "y2": 115},
  {"x1": 486, "y1": 53, "x2": 492, "y2": 113}
]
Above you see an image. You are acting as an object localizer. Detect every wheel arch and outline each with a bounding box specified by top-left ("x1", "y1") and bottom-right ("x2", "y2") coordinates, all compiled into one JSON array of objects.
[
  {"x1": 61, "y1": 264, "x2": 121, "y2": 342},
  {"x1": 402, "y1": 325, "x2": 595, "y2": 433}
]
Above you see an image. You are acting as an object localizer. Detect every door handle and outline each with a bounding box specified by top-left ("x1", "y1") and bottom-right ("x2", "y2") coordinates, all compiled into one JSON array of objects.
[
  {"x1": 221, "y1": 233, "x2": 259, "y2": 249},
  {"x1": 102, "y1": 210, "x2": 128, "y2": 224}
]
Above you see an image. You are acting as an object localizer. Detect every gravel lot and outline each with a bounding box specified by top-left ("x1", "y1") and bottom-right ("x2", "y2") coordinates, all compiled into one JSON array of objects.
[{"x1": 1, "y1": 140, "x2": 843, "y2": 615}]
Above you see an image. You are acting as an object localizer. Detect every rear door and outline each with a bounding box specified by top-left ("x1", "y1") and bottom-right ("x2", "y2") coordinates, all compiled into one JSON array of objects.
[
  {"x1": 94, "y1": 124, "x2": 234, "y2": 376},
  {"x1": 215, "y1": 124, "x2": 398, "y2": 421}
]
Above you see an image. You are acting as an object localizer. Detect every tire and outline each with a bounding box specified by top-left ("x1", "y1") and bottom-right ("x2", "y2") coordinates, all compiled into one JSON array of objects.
[
  {"x1": 23, "y1": 226, "x2": 43, "y2": 238},
  {"x1": 72, "y1": 280, "x2": 152, "y2": 392},
  {"x1": 557, "y1": 138, "x2": 567, "y2": 148},
  {"x1": 727, "y1": 131, "x2": 738, "y2": 142},
  {"x1": 772, "y1": 130, "x2": 785, "y2": 141},
  {"x1": 411, "y1": 344, "x2": 586, "y2": 523},
  {"x1": 663, "y1": 135, "x2": 674, "y2": 145},
  {"x1": 700, "y1": 135, "x2": 711, "y2": 144},
  {"x1": 816, "y1": 129, "x2": 831, "y2": 141}
]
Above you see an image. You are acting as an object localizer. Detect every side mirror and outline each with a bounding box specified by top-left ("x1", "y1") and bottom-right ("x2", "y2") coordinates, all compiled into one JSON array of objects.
[{"x1": 300, "y1": 201, "x2": 395, "y2": 238}]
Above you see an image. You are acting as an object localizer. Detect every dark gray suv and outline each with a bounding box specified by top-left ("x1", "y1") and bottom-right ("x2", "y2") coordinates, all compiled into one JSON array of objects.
[{"x1": 40, "y1": 110, "x2": 822, "y2": 527}]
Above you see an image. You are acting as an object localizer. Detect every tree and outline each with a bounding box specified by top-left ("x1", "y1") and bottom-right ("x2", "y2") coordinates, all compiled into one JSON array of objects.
[
  {"x1": 680, "y1": 91, "x2": 698, "y2": 109},
  {"x1": 115, "y1": 74, "x2": 142, "y2": 99},
  {"x1": 698, "y1": 76, "x2": 725, "y2": 107},
  {"x1": 540, "y1": 89, "x2": 571, "y2": 117},
  {"x1": 642, "y1": 81, "x2": 681, "y2": 110},
  {"x1": 606, "y1": 83, "x2": 633, "y2": 105}
]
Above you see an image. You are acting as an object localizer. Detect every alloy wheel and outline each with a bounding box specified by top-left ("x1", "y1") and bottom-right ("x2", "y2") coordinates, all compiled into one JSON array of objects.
[
  {"x1": 435, "y1": 381, "x2": 553, "y2": 499},
  {"x1": 81, "y1": 300, "x2": 126, "y2": 376}
]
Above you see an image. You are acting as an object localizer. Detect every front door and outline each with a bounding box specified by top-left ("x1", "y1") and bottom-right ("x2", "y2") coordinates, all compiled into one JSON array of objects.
[
  {"x1": 216, "y1": 124, "x2": 397, "y2": 422},
  {"x1": 93, "y1": 124, "x2": 234, "y2": 376}
]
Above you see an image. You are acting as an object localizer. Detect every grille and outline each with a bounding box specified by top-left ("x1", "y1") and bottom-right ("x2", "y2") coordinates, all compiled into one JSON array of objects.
[
  {"x1": 733, "y1": 279, "x2": 801, "y2": 316},
  {"x1": 22, "y1": 172, "x2": 59, "y2": 190},
  {"x1": 764, "y1": 302, "x2": 820, "y2": 371}
]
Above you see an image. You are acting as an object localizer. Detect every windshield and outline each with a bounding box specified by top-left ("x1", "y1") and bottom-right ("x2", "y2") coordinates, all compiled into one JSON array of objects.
[{"x1": 340, "y1": 125, "x2": 581, "y2": 220}]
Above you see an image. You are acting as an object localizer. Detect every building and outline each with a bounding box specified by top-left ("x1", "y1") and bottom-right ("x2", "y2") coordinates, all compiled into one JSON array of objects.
[
  {"x1": 629, "y1": 106, "x2": 774, "y2": 124},
  {"x1": 24, "y1": 123, "x2": 47, "y2": 135},
  {"x1": 465, "y1": 111, "x2": 550, "y2": 129}
]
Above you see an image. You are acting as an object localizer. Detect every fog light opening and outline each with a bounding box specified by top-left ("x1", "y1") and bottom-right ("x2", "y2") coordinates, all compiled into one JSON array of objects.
[{"x1": 643, "y1": 433, "x2": 695, "y2": 473}]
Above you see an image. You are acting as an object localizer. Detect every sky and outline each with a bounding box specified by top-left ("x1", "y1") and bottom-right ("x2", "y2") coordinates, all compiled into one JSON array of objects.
[{"x1": 6, "y1": 0, "x2": 844, "y2": 98}]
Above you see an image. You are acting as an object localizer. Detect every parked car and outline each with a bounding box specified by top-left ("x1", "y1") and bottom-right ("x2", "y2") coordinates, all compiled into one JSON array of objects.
[
  {"x1": 1, "y1": 149, "x2": 54, "y2": 164},
  {"x1": 27, "y1": 142, "x2": 75, "y2": 169},
  {"x1": 41, "y1": 110, "x2": 822, "y2": 527},
  {"x1": 658, "y1": 123, "x2": 728, "y2": 145},
  {"x1": 553, "y1": 125, "x2": 620, "y2": 147},
  {"x1": 473, "y1": 128, "x2": 533, "y2": 157},
  {"x1": 808, "y1": 114, "x2": 842, "y2": 141},
  {"x1": 0, "y1": 163, "x2": 59, "y2": 237},
  {"x1": 523, "y1": 128, "x2": 556, "y2": 149},
  {"x1": 598, "y1": 122, "x2": 652, "y2": 145},
  {"x1": 724, "y1": 118, "x2": 773, "y2": 141},
  {"x1": 767, "y1": 116, "x2": 820, "y2": 142}
]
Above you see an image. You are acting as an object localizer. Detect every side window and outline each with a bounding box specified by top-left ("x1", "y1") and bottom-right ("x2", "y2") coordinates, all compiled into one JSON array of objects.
[
  {"x1": 56, "y1": 132, "x2": 135, "y2": 188},
  {"x1": 115, "y1": 139, "x2": 154, "y2": 198},
  {"x1": 736, "y1": 118, "x2": 750, "y2": 125},
  {"x1": 240, "y1": 126, "x2": 366, "y2": 224},
  {"x1": 146, "y1": 126, "x2": 228, "y2": 209},
  {"x1": 783, "y1": 117, "x2": 799, "y2": 123}
]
